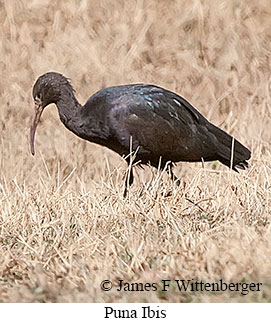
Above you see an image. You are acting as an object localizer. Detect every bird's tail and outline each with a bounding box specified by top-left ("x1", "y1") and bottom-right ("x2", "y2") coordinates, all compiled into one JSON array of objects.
[{"x1": 210, "y1": 124, "x2": 251, "y2": 171}]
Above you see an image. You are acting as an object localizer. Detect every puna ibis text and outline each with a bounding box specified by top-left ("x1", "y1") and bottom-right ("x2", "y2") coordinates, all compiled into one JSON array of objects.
[{"x1": 104, "y1": 306, "x2": 166, "y2": 319}]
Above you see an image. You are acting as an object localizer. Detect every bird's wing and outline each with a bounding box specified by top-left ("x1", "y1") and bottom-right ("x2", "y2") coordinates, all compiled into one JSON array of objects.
[{"x1": 109, "y1": 86, "x2": 211, "y2": 162}]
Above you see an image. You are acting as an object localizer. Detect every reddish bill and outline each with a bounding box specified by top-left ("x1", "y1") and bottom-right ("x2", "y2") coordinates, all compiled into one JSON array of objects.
[{"x1": 30, "y1": 105, "x2": 43, "y2": 155}]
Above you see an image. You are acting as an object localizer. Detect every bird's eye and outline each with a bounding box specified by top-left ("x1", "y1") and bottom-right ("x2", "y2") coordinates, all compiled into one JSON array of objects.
[{"x1": 34, "y1": 93, "x2": 42, "y2": 103}]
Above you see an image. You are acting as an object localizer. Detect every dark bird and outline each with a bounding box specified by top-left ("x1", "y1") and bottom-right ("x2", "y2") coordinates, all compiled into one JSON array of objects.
[{"x1": 30, "y1": 72, "x2": 251, "y2": 196}]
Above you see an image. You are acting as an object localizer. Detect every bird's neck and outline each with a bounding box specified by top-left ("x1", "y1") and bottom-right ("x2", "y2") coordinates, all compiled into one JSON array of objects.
[{"x1": 56, "y1": 88, "x2": 83, "y2": 135}]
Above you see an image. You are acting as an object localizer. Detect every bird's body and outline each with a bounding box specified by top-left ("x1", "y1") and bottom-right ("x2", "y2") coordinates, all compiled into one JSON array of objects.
[{"x1": 30, "y1": 72, "x2": 251, "y2": 194}]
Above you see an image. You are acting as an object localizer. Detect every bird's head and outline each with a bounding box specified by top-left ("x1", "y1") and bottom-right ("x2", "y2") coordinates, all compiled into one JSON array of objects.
[{"x1": 30, "y1": 72, "x2": 73, "y2": 155}]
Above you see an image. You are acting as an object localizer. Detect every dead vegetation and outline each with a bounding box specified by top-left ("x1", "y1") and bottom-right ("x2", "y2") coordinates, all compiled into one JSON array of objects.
[{"x1": 0, "y1": 0, "x2": 271, "y2": 302}]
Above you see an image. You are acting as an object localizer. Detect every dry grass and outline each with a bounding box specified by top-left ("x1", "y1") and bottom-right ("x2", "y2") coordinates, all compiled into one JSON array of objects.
[{"x1": 0, "y1": 0, "x2": 271, "y2": 302}]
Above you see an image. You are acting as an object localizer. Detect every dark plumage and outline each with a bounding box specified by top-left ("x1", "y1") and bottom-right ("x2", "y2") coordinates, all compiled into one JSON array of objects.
[{"x1": 30, "y1": 72, "x2": 251, "y2": 195}]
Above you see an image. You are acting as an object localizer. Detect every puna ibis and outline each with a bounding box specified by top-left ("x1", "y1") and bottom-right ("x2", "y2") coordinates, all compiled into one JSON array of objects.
[{"x1": 30, "y1": 72, "x2": 251, "y2": 196}]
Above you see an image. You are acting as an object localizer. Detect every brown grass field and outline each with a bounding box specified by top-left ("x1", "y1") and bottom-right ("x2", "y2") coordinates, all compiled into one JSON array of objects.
[{"x1": 0, "y1": 0, "x2": 271, "y2": 302}]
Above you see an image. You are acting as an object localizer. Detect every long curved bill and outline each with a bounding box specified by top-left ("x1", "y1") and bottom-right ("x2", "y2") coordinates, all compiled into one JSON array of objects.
[{"x1": 30, "y1": 103, "x2": 43, "y2": 156}]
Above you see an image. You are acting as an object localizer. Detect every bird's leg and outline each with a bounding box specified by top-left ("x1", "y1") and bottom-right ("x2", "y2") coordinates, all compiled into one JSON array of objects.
[
  {"x1": 166, "y1": 163, "x2": 181, "y2": 186},
  {"x1": 167, "y1": 164, "x2": 205, "y2": 212},
  {"x1": 123, "y1": 164, "x2": 134, "y2": 197}
]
